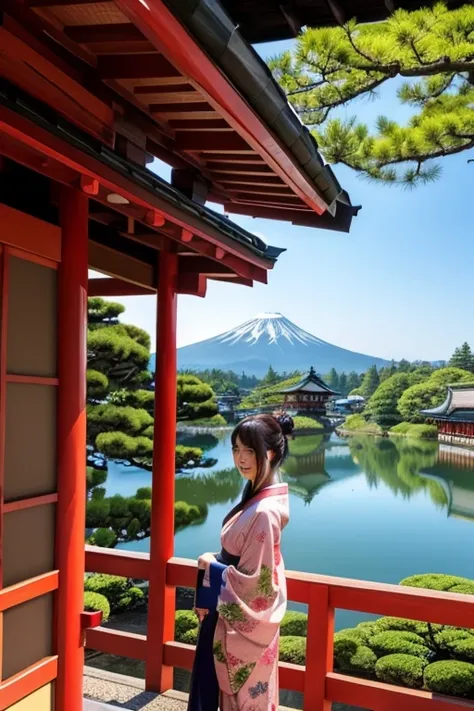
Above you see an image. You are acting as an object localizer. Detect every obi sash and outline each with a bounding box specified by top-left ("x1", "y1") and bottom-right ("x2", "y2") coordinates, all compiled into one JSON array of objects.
[
  {"x1": 187, "y1": 548, "x2": 240, "y2": 711},
  {"x1": 194, "y1": 548, "x2": 240, "y2": 611}
]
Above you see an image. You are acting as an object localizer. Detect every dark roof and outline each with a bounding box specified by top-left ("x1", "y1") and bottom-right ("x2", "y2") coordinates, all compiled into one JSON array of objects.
[
  {"x1": 219, "y1": 0, "x2": 466, "y2": 44},
  {"x1": 164, "y1": 0, "x2": 358, "y2": 224},
  {"x1": 279, "y1": 366, "x2": 337, "y2": 394},
  {"x1": 421, "y1": 385, "x2": 474, "y2": 422}
]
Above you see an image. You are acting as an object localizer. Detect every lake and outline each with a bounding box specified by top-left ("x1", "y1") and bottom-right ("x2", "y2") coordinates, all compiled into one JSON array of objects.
[{"x1": 106, "y1": 430, "x2": 474, "y2": 630}]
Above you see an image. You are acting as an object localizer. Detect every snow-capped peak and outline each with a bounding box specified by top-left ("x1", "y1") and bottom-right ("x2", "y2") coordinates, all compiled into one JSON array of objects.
[{"x1": 218, "y1": 313, "x2": 327, "y2": 348}]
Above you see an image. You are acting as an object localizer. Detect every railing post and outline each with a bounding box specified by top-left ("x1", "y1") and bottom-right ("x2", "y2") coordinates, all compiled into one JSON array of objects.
[
  {"x1": 304, "y1": 584, "x2": 334, "y2": 711},
  {"x1": 146, "y1": 250, "x2": 178, "y2": 692},
  {"x1": 55, "y1": 186, "x2": 88, "y2": 711}
]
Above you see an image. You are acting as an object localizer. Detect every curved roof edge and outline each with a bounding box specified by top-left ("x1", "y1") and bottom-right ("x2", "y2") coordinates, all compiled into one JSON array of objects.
[{"x1": 164, "y1": 0, "x2": 356, "y2": 219}]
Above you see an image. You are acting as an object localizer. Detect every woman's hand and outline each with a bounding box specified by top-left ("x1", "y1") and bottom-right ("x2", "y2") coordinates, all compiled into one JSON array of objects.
[{"x1": 198, "y1": 552, "x2": 216, "y2": 569}]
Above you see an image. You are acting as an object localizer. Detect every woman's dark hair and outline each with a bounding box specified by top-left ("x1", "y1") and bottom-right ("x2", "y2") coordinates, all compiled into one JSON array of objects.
[{"x1": 223, "y1": 413, "x2": 294, "y2": 524}]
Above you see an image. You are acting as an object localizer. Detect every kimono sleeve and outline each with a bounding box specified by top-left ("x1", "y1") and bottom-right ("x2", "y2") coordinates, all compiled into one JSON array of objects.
[{"x1": 217, "y1": 509, "x2": 282, "y2": 642}]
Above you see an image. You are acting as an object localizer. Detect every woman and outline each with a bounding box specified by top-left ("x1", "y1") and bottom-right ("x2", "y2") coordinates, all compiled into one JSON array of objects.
[{"x1": 188, "y1": 413, "x2": 293, "y2": 711}]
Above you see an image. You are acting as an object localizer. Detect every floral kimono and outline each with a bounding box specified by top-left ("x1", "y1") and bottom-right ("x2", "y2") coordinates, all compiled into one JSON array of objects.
[{"x1": 207, "y1": 483, "x2": 289, "y2": 711}]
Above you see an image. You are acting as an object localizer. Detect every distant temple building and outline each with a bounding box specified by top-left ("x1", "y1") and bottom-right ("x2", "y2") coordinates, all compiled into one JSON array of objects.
[
  {"x1": 278, "y1": 367, "x2": 337, "y2": 414},
  {"x1": 421, "y1": 385, "x2": 474, "y2": 446}
]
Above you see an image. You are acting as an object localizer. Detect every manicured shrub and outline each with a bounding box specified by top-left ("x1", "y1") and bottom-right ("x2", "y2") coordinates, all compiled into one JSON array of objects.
[
  {"x1": 356, "y1": 621, "x2": 378, "y2": 639},
  {"x1": 334, "y1": 636, "x2": 358, "y2": 665},
  {"x1": 373, "y1": 616, "x2": 429, "y2": 637},
  {"x1": 424, "y1": 660, "x2": 474, "y2": 696},
  {"x1": 182, "y1": 627, "x2": 199, "y2": 645},
  {"x1": 135, "y1": 487, "x2": 152, "y2": 500},
  {"x1": 281, "y1": 611, "x2": 308, "y2": 637},
  {"x1": 84, "y1": 591, "x2": 110, "y2": 623},
  {"x1": 175, "y1": 610, "x2": 199, "y2": 642},
  {"x1": 369, "y1": 631, "x2": 431, "y2": 659},
  {"x1": 400, "y1": 574, "x2": 472, "y2": 592},
  {"x1": 279, "y1": 636, "x2": 307, "y2": 665},
  {"x1": 375, "y1": 653, "x2": 427, "y2": 688},
  {"x1": 84, "y1": 574, "x2": 144, "y2": 614},
  {"x1": 335, "y1": 628, "x2": 368, "y2": 644},
  {"x1": 336, "y1": 645, "x2": 377, "y2": 676},
  {"x1": 113, "y1": 587, "x2": 145, "y2": 614},
  {"x1": 89, "y1": 527, "x2": 117, "y2": 548},
  {"x1": 450, "y1": 583, "x2": 474, "y2": 595}
]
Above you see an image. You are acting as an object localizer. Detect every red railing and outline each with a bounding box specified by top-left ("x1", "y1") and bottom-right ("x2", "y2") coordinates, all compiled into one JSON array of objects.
[{"x1": 85, "y1": 546, "x2": 474, "y2": 711}]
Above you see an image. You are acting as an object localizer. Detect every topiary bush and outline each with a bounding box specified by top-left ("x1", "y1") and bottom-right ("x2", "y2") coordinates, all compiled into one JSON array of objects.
[
  {"x1": 400, "y1": 574, "x2": 472, "y2": 592},
  {"x1": 375, "y1": 653, "x2": 428, "y2": 688},
  {"x1": 181, "y1": 627, "x2": 199, "y2": 645},
  {"x1": 424, "y1": 660, "x2": 474, "y2": 696},
  {"x1": 336, "y1": 645, "x2": 377, "y2": 676},
  {"x1": 279, "y1": 636, "x2": 307, "y2": 665},
  {"x1": 175, "y1": 610, "x2": 199, "y2": 642},
  {"x1": 369, "y1": 631, "x2": 432, "y2": 659},
  {"x1": 89, "y1": 527, "x2": 117, "y2": 548},
  {"x1": 84, "y1": 591, "x2": 110, "y2": 623},
  {"x1": 84, "y1": 574, "x2": 145, "y2": 614},
  {"x1": 281, "y1": 611, "x2": 308, "y2": 637},
  {"x1": 373, "y1": 616, "x2": 429, "y2": 638}
]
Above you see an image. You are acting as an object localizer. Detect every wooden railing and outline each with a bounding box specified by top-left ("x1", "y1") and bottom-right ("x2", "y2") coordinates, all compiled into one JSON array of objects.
[{"x1": 85, "y1": 546, "x2": 474, "y2": 711}]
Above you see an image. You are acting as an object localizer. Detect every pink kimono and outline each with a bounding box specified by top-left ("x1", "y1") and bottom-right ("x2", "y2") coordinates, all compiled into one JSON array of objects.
[{"x1": 212, "y1": 483, "x2": 289, "y2": 711}]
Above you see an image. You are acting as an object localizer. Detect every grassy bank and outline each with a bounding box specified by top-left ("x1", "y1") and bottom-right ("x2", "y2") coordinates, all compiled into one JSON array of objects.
[{"x1": 338, "y1": 415, "x2": 438, "y2": 441}]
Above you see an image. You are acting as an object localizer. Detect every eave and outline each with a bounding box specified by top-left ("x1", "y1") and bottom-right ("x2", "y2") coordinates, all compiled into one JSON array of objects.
[{"x1": 0, "y1": 0, "x2": 357, "y2": 232}]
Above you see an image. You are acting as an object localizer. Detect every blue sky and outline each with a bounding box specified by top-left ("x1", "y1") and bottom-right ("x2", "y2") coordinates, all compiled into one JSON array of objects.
[{"x1": 103, "y1": 39, "x2": 473, "y2": 364}]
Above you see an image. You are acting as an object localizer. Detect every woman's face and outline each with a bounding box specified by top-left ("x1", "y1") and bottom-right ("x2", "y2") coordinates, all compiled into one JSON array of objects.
[
  {"x1": 232, "y1": 435, "x2": 274, "y2": 482},
  {"x1": 232, "y1": 435, "x2": 258, "y2": 481}
]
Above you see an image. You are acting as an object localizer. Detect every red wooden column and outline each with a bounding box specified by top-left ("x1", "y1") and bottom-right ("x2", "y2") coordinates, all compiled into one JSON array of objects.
[
  {"x1": 146, "y1": 250, "x2": 178, "y2": 692},
  {"x1": 55, "y1": 186, "x2": 88, "y2": 711}
]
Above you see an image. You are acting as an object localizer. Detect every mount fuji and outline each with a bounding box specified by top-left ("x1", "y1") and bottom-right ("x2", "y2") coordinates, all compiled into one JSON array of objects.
[{"x1": 171, "y1": 313, "x2": 389, "y2": 377}]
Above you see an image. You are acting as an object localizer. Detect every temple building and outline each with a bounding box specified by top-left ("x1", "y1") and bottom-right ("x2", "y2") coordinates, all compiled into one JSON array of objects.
[
  {"x1": 278, "y1": 367, "x2": 337, "y2": 414},
  {"x1": 421, "y1": 385, "x2": 474, "y2": 446}
]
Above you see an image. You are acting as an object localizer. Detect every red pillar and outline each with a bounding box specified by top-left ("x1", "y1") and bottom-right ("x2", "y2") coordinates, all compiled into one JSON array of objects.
[
  {"x1": 146, "y1": 250, "x2": 178, "y2": 692},
  {"x1": 55, "y1": 186, "x2": 88, "y2": 711}
]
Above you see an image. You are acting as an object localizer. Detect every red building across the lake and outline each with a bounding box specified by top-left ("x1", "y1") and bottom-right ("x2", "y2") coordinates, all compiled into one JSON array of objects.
[
  {"x1": 278, "y1": 367, "x2": 337, "y2": 415},
  {"x1": 422, "y1": 385, "x2": 474, "y2": 446}
]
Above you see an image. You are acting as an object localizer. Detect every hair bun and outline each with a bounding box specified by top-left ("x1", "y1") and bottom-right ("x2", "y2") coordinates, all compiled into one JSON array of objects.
[{"x1": 273, "y1": 411, "x2": 294, "y2": 437}]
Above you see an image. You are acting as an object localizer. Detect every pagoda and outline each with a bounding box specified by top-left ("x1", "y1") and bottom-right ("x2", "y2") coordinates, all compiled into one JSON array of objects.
[
  {"x1": 421, "y1": 385, "x2": 474, "y2": 446},
  {"x1": 278, "y1": 367, "x2": 337, "y2": 414}
]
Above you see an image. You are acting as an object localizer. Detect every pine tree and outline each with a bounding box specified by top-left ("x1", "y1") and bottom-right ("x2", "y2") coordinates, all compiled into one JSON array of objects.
[
  {"x1": 338, "y1": 372, "x2": 348, "y2": 396},
  {"x1": 269, "y1": 3, "x2": 474, "y2": 186},
  {"x1": 360, "y1": 365, "x2": 380, "y2": 399},
  {"x1": 347, "y1": 371, "x2": 361, "y2": 392},
  {"x1": 379, "y1": 361, "x2": 398, "y2": 383},
  {"x1": 87, "y1": 298, "x2": 215, "y2": 472},
  {"x1": 263, "y1": 365, "x2": 280, "y2": 386},
  {"x1": 449, "y1": 342, "x2": 474, "y2": 373},
  {"x1": 326, "y1": 368, "x2": 340, "y2": 392}
]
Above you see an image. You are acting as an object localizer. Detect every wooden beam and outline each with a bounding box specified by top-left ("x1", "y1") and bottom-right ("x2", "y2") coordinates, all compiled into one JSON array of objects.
[
  {"x1": 149, "y1": 102, "x2": 215, "y2": 116},
  {"x1": 134, "y1": 83, "x2": 194, "y2": 95},
  {"x1": 178, "y1": 273, "x2": 207, "y2": 298},
  {"x1": 204, "y1": 156, "x2": 269, "y2": 165},
  {"x1": 232, "y1": 192, "x2": 302, "y2": 205},
  {"x1": 175, "y1": 133, "x2": 254, "y2": 153},
  {"x1": 98, "y1": 54, "x2": 181, "y2": 80},
  {"x1": 65, "y1": 23, "x2": 144, "y2": 44},
  {"x1": 168, "y1": 120, "x2": 229, "y2": 132},
  {"x1": 88, "y1": 278, "x2": 154, "y2": 297},
  {"x1": 206, "y1": 162, "x2": 273, "y2": 174},
  {"x1": 144, "y1": 91, "x2": 205, "y2": 105},
  {"x1": 214, "y1": 174, "x2": 287, "y2": 186},
  {"x1": 178, "y1": 257, "x2": 233, "y2": 276},
  {"x1": 28, "y1": 0, "x2": 98, "y2": 5},
  {"x1": 88, "y1": 241, "x2": 154, "y2": 288}
]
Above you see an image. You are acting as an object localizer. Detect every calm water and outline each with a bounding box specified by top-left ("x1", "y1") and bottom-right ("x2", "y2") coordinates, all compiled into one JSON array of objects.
[{"x1": 107, "y1": 431, "x2": 474, "y2": 628}]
